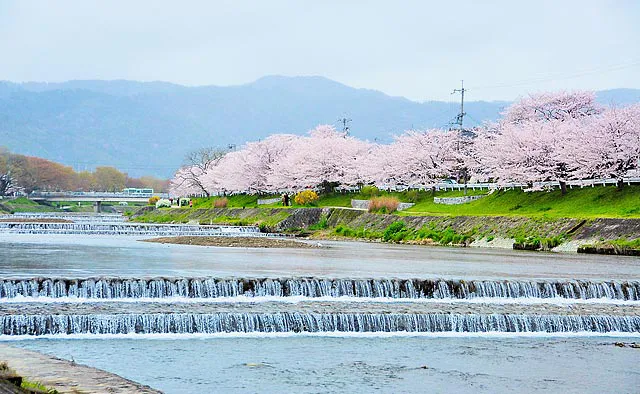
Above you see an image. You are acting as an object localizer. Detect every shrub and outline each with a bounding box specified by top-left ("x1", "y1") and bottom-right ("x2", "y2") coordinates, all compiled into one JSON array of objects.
[
  {"x1": 369, "y1": 196, "x2": 400, "y2": 213},
  {"x1": 383, "y1": 221, "x2": 409, "y2": 242},
  {"x1": 294, "y1": 190, "x2": 319, "y2": 205},
  {"x1": 309, "y1": 215, "x2": 329, "y2": 230},
  {"x1": 148, "y1": 196, "x2": 160, "y2": 205},
  {"x1": 214, "y1": 198, "x2": 228, "y2": 208},
  {"x1": 155, "y1": 199, "x2": 171, "y2": 208},
  {"x1": 360, "y1": 185, "x2": 380, "y2": 198},
  {"x1": 415, "y1": 224, "x2": 470, "y2": 245},
  {"x1": 405, "y1": 190, "x2": 420, "y2": 203}
]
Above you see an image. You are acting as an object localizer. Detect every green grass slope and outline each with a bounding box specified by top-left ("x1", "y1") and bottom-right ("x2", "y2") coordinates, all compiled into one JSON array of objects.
[{"x1": 401, "y1": 186, "x2": 640, "y2": 218}]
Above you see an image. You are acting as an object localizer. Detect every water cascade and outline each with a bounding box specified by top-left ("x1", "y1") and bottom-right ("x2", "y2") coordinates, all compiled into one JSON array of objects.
[
  {"x1": 0, "y1": 213, "x2": 127, "y2": 223},
  {"x1": 1, "y1": 277, "x2": 638, "y2": 301},
  {"x1": 2, "y1": 313, "x2": 639, "y2": 335},
  {"x1": 0, "y1": 222, "x2": 263, "y2": 236}
]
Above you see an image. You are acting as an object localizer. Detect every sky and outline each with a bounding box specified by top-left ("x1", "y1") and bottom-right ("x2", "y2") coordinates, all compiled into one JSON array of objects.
[{"x1": 1, "y1": 0, "x2": 639, "y2": 101}]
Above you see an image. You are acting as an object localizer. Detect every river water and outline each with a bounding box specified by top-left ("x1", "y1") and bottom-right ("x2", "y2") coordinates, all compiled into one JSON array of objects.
[{"x1": 0, "y1": 231, "x2": 639, "y2": 393}]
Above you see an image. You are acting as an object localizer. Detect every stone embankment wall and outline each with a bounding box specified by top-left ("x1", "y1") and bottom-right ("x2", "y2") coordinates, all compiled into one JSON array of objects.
[{"x1": 0, "y1": 344, "x2": 161, "y2": 393}]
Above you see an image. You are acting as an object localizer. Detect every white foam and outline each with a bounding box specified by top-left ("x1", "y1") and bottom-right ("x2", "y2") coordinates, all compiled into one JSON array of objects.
[
  {"x1": 1, "y1": 295, "x2": 638, "y2": 306},
  {"x1": 1, "y1": 331, "x2": 639, "y2": 341}
]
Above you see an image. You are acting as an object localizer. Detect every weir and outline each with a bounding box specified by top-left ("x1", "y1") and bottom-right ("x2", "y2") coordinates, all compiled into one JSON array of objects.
[
  {"x1": 0, "y1": 222, "x2": 262, "y2": 236},
  {"x1": 2, "y1": 312, "x2": 639, "y2": 335},
  {"x1": 0, "y1": 212, "x2": 127, "y2": 223},
  {"x1": 2, "y1": 277, "x2": 638, "y2": 301}
]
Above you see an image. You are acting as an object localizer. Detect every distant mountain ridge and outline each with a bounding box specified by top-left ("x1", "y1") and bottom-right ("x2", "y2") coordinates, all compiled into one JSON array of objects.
[{"x1": 0, "y1": 76, "x2": 637, "y2": 177}]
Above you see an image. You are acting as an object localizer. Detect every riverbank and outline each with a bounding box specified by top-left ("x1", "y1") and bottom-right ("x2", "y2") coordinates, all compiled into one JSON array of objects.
[
  {"x1": 131, "y1": 206, "x2": 640, "y2": 254},
  {"x1": 143, "y1": 236, "x2": 321, "y2": 248},
  {"x1": 0, "y1": 344, "x2": 160, "y2": 393}
]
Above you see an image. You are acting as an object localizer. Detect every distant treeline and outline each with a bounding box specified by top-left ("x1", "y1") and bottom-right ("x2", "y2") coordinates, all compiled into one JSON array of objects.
[{"x1": 0, "y1": 147, "x2": 168, "y2": 194}]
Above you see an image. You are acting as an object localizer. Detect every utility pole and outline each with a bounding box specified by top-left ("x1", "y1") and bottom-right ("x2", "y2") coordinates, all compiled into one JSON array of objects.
[
  {"x1": 451, "y1": 80, "x2": 466, "y2": 130},
  {"x1": 451, "y1": 80, "x2": 468, "y2": 194},
  {"x1": 336, "y1": 116, "x2": 352, "y2": 135}
]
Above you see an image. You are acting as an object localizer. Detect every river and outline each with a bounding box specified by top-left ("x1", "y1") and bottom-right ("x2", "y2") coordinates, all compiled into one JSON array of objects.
[{"x1": 0, "y1": 229, "x2": 638, "y2": 393}]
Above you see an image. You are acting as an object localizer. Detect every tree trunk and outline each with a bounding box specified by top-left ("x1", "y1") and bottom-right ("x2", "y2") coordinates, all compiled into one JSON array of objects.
[
  {"x1": 559, "y1": 181, "x2": 567, "y2": 195},
  {"x1": 617, "y1": 179, "x2": 624, "y2": 190}
]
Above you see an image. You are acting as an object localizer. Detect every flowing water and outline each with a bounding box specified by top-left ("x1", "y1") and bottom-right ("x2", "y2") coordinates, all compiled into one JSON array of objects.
[{"x1": 0, "y1": 220, "x2": 639, "y2": 392}]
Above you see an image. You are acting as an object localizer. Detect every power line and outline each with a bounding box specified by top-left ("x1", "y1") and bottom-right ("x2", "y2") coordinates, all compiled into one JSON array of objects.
[{"x1": 469, "y1": 58, "x2": 640, "y2": 91}]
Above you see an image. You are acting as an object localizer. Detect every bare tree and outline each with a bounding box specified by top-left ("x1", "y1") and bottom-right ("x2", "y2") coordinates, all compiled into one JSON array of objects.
[{"x1": 171, "y1": 147, "x2": 228, "y2": 197}]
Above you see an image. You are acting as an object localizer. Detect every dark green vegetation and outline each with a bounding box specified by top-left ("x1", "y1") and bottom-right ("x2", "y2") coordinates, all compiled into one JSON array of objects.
[
  {"x1": 335, "y1": 221, "x2": 472, "y2": 246},
  {"x1": 578, "y1": 238, "x2": 640, "y2": 256}
]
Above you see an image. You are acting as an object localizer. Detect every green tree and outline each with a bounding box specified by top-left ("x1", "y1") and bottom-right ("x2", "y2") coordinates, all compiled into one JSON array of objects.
[{"x1": 93, "y1": 166, "x2": 127, "y2": 192}]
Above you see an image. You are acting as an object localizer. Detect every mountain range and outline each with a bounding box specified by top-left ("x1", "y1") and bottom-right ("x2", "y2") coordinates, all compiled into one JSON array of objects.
[{"x1": 0, "y1": 76, "x2": 638, "y2": 177}]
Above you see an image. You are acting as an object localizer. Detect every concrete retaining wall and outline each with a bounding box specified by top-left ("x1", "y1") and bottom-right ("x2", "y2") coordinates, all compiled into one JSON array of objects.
[
  {"x1": 433, "y1": 195, "x2": 485, "y2": 205},
  {"x1": 351, "y1": 200, "x2": 415, "y2": 211},
  {"x1": 257, "y1": 198, "x2": 281, "y2": 205}
]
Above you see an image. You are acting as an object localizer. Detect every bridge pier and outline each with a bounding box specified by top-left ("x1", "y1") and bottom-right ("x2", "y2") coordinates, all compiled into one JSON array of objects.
[{"x1": 93, "y1": 201, "x2": 102, "y2": 213}]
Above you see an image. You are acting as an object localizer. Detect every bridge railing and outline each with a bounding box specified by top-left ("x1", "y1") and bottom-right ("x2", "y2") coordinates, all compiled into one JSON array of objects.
[{"x1": 30, "y1": 191, "x2": 169, "y2": 199}]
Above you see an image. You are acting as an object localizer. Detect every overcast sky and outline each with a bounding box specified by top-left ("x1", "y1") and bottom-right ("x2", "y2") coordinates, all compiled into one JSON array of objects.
[{"x1": 1, "y1": 0, "x2": 639, "y2": 101}]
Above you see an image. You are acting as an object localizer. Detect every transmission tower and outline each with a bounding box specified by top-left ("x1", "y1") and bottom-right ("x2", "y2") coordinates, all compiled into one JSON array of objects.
[{"x1": 336, "y1": 116, "x2": 352, "y2": 135}]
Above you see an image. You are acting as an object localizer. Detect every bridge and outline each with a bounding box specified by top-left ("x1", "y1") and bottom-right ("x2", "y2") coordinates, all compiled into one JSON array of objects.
[{"x1": 29, "y1": 192, "x2": 169, "y2": 212}]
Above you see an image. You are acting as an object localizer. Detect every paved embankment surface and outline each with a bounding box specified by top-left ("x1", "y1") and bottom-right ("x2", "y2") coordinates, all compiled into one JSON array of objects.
[{"x1": 0, "y1": 344, "x2": 161, "y2": 394}]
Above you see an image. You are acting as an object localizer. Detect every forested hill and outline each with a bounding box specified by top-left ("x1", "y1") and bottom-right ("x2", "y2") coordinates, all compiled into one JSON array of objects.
[{"x1": 0, "y1": 76, "x2": 638, "y2": 177}]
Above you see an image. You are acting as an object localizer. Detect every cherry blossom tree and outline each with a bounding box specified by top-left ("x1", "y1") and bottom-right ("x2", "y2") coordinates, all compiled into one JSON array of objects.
[
  {"x1": 481, "y1": 119, "x2": 579, "y2": 191},
  {"x1": 482, "y1": 90, "x2": 606, "y2": 193},
  {"x1": 241, "y1": 134, "x2": 299, "y2": 193},
  {"x1": 569, "y1": 105, "x2": 640, "y2": 189},
  {"x1": 376, "y1": 129, "x2": 459, "y2": 188},
  {"x1": 166, "y1": 94, "x2": 639, "y2": 196},
  {"x1": 501, "y1": 90, "x2": 602, "y2": 124},
  {"x1": 270, "y1": 125, "x2": 372, "y2": 192}
]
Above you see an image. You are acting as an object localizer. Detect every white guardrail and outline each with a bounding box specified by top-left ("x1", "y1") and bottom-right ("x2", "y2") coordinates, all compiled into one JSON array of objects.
[
  {"x1": 362, "y1": 177, "x2": 640, "y2": 192},
  {"x1": 18, "y1": 177, "x2": 640, "y2": 199}
]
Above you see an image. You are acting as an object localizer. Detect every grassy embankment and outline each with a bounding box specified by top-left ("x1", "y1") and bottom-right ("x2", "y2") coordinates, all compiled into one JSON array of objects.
[
  {"x1": 0, "y1": 197, "x2": 148, "y2": 214},
  {"x1": 0, "y1": 197, "x2": 56, "y2": 213},
  {"x1": 131, "y1": 186, "x2": 639, "y2": 252},
  {"x1": 148, "y1": 185, "x2": 639, "y2": 218}
]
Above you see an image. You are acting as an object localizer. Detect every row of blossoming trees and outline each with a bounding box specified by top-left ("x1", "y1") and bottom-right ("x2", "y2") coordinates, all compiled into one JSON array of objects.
[{"x1": 170, "y1": 90, "x2": 640, "y2": 196}]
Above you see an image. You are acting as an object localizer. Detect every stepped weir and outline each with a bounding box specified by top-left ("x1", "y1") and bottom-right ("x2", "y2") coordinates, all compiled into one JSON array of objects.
[
  {"x1": 1, "y1": 275, "x2": 638, "y2": 336},
  {"x1": 1, "y1": 277, "x2": 638, "y2": 301},
  {"x1": 0, "y1": 222, "x2": 264, "y2": 236}
]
